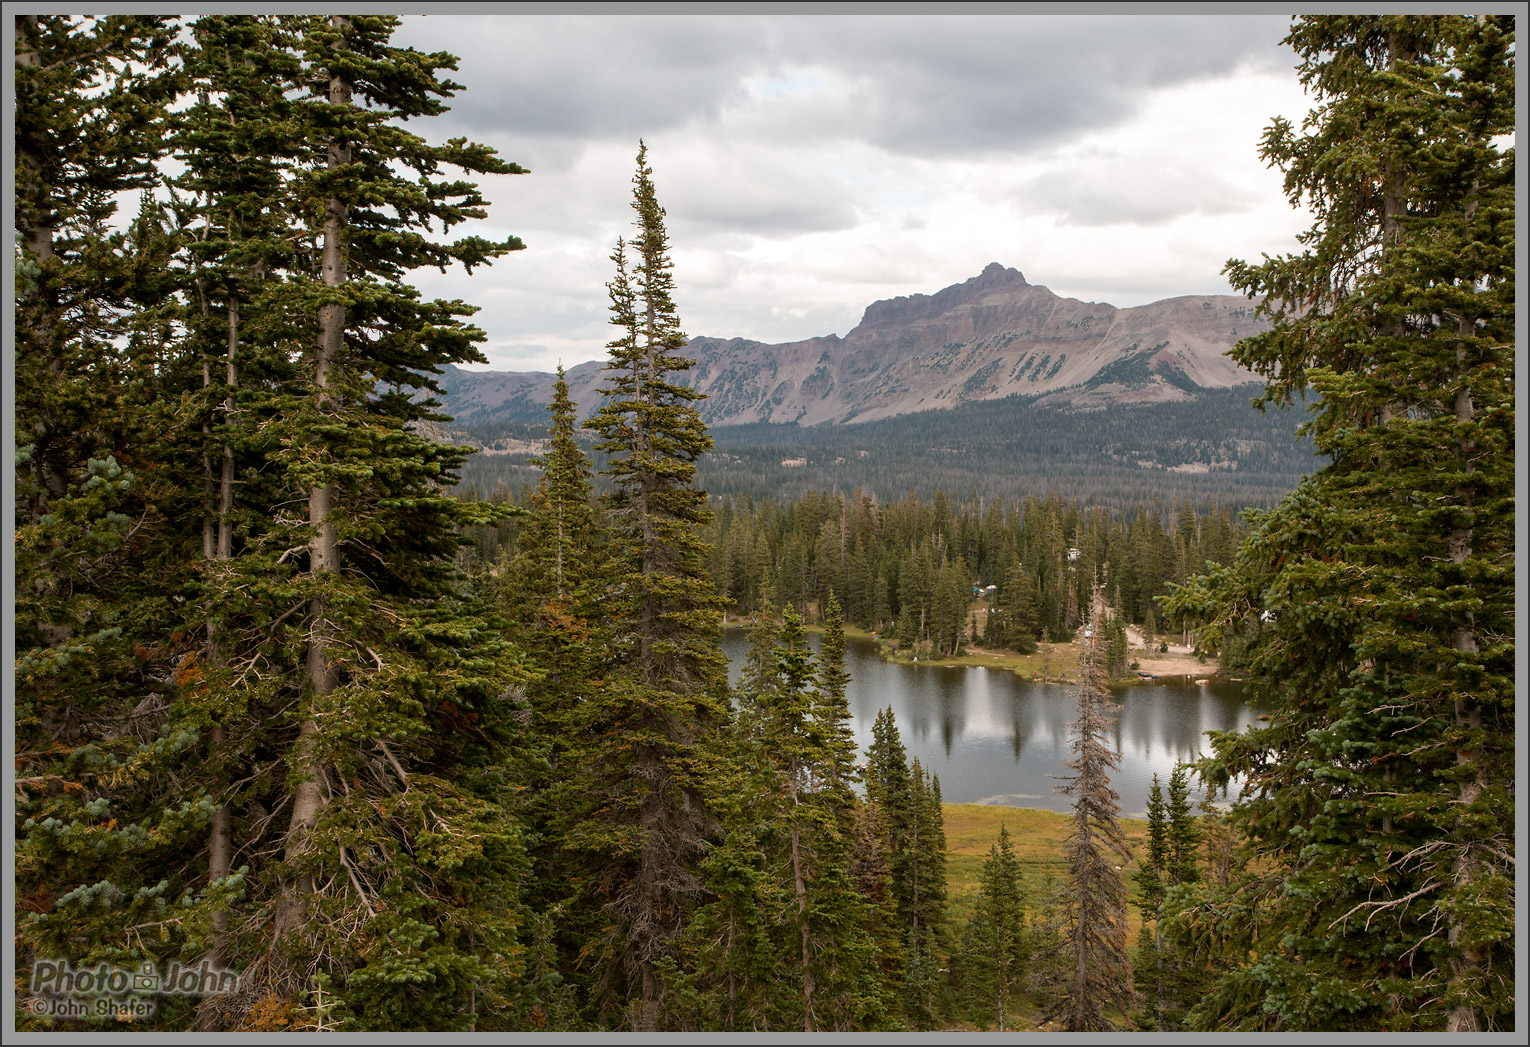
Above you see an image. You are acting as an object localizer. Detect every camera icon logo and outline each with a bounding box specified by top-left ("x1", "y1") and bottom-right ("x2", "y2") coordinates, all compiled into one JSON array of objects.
[{"x1": 132, "y1": 963, "x2": 160, "y2": 992}]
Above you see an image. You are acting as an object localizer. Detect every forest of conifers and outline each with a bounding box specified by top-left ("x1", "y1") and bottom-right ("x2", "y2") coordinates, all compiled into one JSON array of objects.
[
  {"x1": 451, "y1": 384, "x2": 1318, "y2": 513},
  {"x1": 13, "y1": 13, "x2": 1515, "y2": 1034}
]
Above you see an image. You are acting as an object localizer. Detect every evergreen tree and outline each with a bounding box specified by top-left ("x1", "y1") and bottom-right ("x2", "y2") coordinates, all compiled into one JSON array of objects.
[
  {"x1": 166, "y1": 16, "x2": 311, "y2": 987},
  {"x1": 1053, "y1": 585, "x2": 1133, "y2": 1031},
  {"x1": 18, "y1": 14, "x2": 536, "y2": 1032},
  {"x1": 962, "y1": 824, "x2": 1030, "y2": 1030},
  {"x1": 576, "y1": 143, "x2": 732, "y2": 1029},
  {"x1": 516, "y1": 366, "x2": 596, "y2": 605},
  {"x1": 1168, "y1": 15, "x2": 1515, "y2": 1031},
  {"x1": 813, "y1": 594, "x2": 860, "y2": 809},
  {"x1": 502, "y1": 371, "x2": 603, "y2": 1024},
  {"x1": 14, "y1": 15, "x2": 224, "y2": 1034},
  {"x1": 1134, "y1": 767, "x2": 1200, "y2": 1030},
  {"x1": 252, "y1": 20, "x2": 534, "y2": 1028},
  {"x1": 1132, "y1": 775, "x2": 1169, "y2": 1030},
  {"x1": 1165, "y1": 766, "x2": 1200, "y2": 889}
]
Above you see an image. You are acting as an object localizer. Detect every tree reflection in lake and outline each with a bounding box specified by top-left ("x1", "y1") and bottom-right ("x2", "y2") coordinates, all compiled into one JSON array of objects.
[{"x1": 722, "y1": 630, "x2": 1265, "y2": 818}]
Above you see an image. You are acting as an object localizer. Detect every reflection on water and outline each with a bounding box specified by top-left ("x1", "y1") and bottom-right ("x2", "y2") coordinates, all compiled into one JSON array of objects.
[{"x1": 721, "y1": 630, "x2": 1265, "y2": 817}]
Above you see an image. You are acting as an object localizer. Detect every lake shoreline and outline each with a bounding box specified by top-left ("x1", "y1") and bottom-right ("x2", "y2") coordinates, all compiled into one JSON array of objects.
[{"x1": 723, "y1": 614, "x2": 1222, "y2": 686}]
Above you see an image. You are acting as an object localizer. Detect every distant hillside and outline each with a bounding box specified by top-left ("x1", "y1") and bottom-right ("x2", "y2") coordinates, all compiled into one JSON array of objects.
[
  {"x1": 451, "y1": 388, "x2": 1318, "y2": 514},
  {"x1": 438, "y1": 263, "x2": 1273, "y2": 428}
]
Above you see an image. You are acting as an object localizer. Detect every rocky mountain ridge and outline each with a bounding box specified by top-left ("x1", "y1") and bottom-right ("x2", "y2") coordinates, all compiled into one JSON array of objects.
[{"x1": 438, "y1": 263, "x2": 1270, "y2": 427}]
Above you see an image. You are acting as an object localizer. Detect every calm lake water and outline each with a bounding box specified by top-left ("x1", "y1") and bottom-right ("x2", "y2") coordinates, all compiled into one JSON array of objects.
[{"x1": 721, "y1": 630, "x2": 1266, "y2": 819}]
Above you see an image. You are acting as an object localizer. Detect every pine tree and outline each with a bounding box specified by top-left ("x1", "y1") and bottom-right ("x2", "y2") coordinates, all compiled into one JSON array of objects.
[
  {"x1": 576, "y1": 142, "x2": 732, "y2": 1029},
  {"x1": 255, "y1": 18, "x2": 535, "y2": 1025},
  {"x1": 167, "y1": 17, "x2": 311, "y2": 986},
  {"x1": 1132, "y1": 775, "x2": 1169, "y2": 1029},
  {"x1": 725, "y1": 603, "x2": 884, "y2": 1031},
  {"x1": 14, "y1": 15, "x2": 214, "y2": 1034},
  {"x1": 18, "y1": 14, "x2": 536, "y2": 1032},
  {"x1": 963, "y1": 825, "x2": 1030, "y2": 1030},
  {"x1": 813, "y1": 594, "x2": 860, "y2": 809},
  {"x1": 1167, "y1": 15, "x2": 1515, "y2": 1031},
  {"x1": 1134, "y1": 766, "x2": 1200, "y2": 1030},
  {"x1": 502, "y1": 370, "x2": 601, "y2": 1025},
  {"x1": 515, "y1": 366, "x2": 596, "y2": 606},
  {"x1": 506, "y1": 365, "x2": 597, "y2": 745},
  {"x1": 1053, "y1": 585, "x2": 1133, "y2": 1031}
]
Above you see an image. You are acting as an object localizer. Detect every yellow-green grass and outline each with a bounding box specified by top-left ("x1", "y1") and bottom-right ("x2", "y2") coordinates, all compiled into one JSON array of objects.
[
  {"x1": 943, "y1": 804, "x2": 1151, "y2": 939},
  {"x1": 862, "y1": 633, "x2": 1089, "y2": 683}
]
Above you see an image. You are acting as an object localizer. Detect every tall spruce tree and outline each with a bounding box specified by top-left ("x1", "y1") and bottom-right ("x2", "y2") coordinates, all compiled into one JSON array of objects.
[
  {"x1": 18, "y1": 13, "x2": 536, "y2": 1032},
  {"x1": 1053, "y1": 585, "x2": 1133, "y2": 1031},
  {"x1": 231, "y1": 14, "x2": 532, "y2": 1027},
  {"x1": 1165, "y1": 14, "x2": 1515, "y2": 1031},
  {"x1": 166, "y1": 16, "x2": 313, "y2": 985},
  {"x1": 14, "y1": 15, "x2": 210, "y2": 1034},
  {"x1": 507, "y1": 365, "x2": 597, "y2": 739},
  {"x1": 577, "y1": 143, "x2": 732, "y2": 1030}
]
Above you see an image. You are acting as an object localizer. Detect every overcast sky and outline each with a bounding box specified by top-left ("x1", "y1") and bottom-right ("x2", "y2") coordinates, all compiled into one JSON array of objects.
[{"x1": 385, "y1": 13, "x2": 1317, "y2": 374}]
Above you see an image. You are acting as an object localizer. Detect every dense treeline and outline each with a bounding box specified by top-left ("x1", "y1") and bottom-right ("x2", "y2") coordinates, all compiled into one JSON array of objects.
[
  {"x1": 704, "y1": 491, "x2": 1239, "y2": 658},
  {"x1": 14, "y1": 13, "x2": 1512, "y2": 1034},
  {"x1": 466, "y1": 485, "x2": 1240, "y2": 661}
]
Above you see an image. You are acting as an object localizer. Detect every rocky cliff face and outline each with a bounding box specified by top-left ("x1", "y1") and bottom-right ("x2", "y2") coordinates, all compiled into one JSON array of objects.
[{"x1": 439, "y1": 263, "x2": 1269, "y2": 426}]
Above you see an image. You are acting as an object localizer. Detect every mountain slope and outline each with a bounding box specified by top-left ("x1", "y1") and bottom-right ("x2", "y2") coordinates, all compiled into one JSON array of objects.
[{"x1": 439, "y1": 263, "x2": 1271, "y2": 427}]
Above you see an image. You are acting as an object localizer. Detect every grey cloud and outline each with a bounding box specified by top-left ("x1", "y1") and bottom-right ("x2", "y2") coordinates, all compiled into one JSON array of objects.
[
  {"x1": 392, "y1": 14, "x2": 1293, "y2": 160},
  {"x1": 393, "y1": 15, "x2": 766, "y2": 165},
  {"x1": 775, "y1": 15, "x2": 1293, "y2": 157}
]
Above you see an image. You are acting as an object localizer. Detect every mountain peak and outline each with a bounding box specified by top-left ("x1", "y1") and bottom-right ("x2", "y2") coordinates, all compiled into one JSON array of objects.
[
  {"x1": 856, "y1": 263, "x2": 1030, "y2": 331},
  {"x1": 440, "y1": 267, "x2": 1268, "y2": 428}
]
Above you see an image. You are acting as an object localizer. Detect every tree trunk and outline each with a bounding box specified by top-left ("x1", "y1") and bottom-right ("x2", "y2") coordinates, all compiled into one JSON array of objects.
[
  {"x1": 1443, "y1": 295, "x2": 1485, "y2": 1032},
  {"x1": 275, "y1": 15, "x2": 350, "y2": 957},
  {"x1": 204, "y1": 296, "x2": 238, "y2": 959},
  {"x1": 790, "y1": 779, "x2": 815, "y2": 1031},
  {"x1": 15, "y1": 14, "x2": 69, "y2": 521}
]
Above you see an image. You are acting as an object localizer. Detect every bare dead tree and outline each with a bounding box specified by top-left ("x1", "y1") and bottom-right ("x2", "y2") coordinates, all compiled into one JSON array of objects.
[{"x1": 1052, "y1": 582, "x2": 1134, "y2": 1031}]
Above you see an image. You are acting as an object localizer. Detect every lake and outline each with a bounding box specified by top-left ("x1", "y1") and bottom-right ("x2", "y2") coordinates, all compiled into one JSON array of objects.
[{"x1": 721, "y1": 630, "x2": 1266, "y2": 819}]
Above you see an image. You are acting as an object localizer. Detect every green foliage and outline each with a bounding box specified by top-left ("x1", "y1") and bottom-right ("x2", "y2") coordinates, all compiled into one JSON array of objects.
[
  {"x1": 15, "y1": 14, "x2": 534, "y2": 1033},
  {"x1": 956, "y1": 825, "x2": 1032, "y2": 1030},
  {"x1": 568, "y1": 143, "x2": 732, "y2": 1030},
  {"x1": 1167, "y1": 15, "x2": 1515, "y2": 1032}
]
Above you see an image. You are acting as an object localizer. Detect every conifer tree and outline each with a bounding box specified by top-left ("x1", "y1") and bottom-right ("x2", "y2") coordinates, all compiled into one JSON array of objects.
[
  {"x1": 166, "y1": 16, "x2": 312, "y2": 982},
  {"x1": 503, "y1": 370, "x2": 601, "y2": 1024},
  {"x1": 507, "y1": 365, "x2": 597, "y2": 742},
  {"x1": 813, "y1": 594, "x2": 860, "y2": 807},
  {"x1": 18, "y1": 14, "x2": 535, "y2": 1032},
  {"x1": 576, "y1": 143, "x2": 732, "y2": 1030},
  {"x1": 1165, "y1": 766, "x2": 1200, "y2": 889},
  {"x1": 514, "y1": 366, "x2": 596, "y2": 606},
  {"x1": 14, "y1": 15, "x2": 214, "y2": 1033},
  {"x1": 1167, "y1": 14, "x2": 1515, "y2": 1031},
  {"x1": 720, "y1": 605, "x2": 884, "y2": 1031},
  {"x1": 176, "y1": 14, "x2": 530, "y2": 1026},
  {"x1": 963, "y1": 825, "x2": 1030, "y2": 1030},
  {"x1": 1132, "y1": 775, "x2": 1169, "y2": 1029},
  {"x1": 1133, "y1": 767, "x2": 1200, "y2": 1030},
  {"x1": 1053, "y1": 585, "x2": 1133, "y2": 1031}
]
